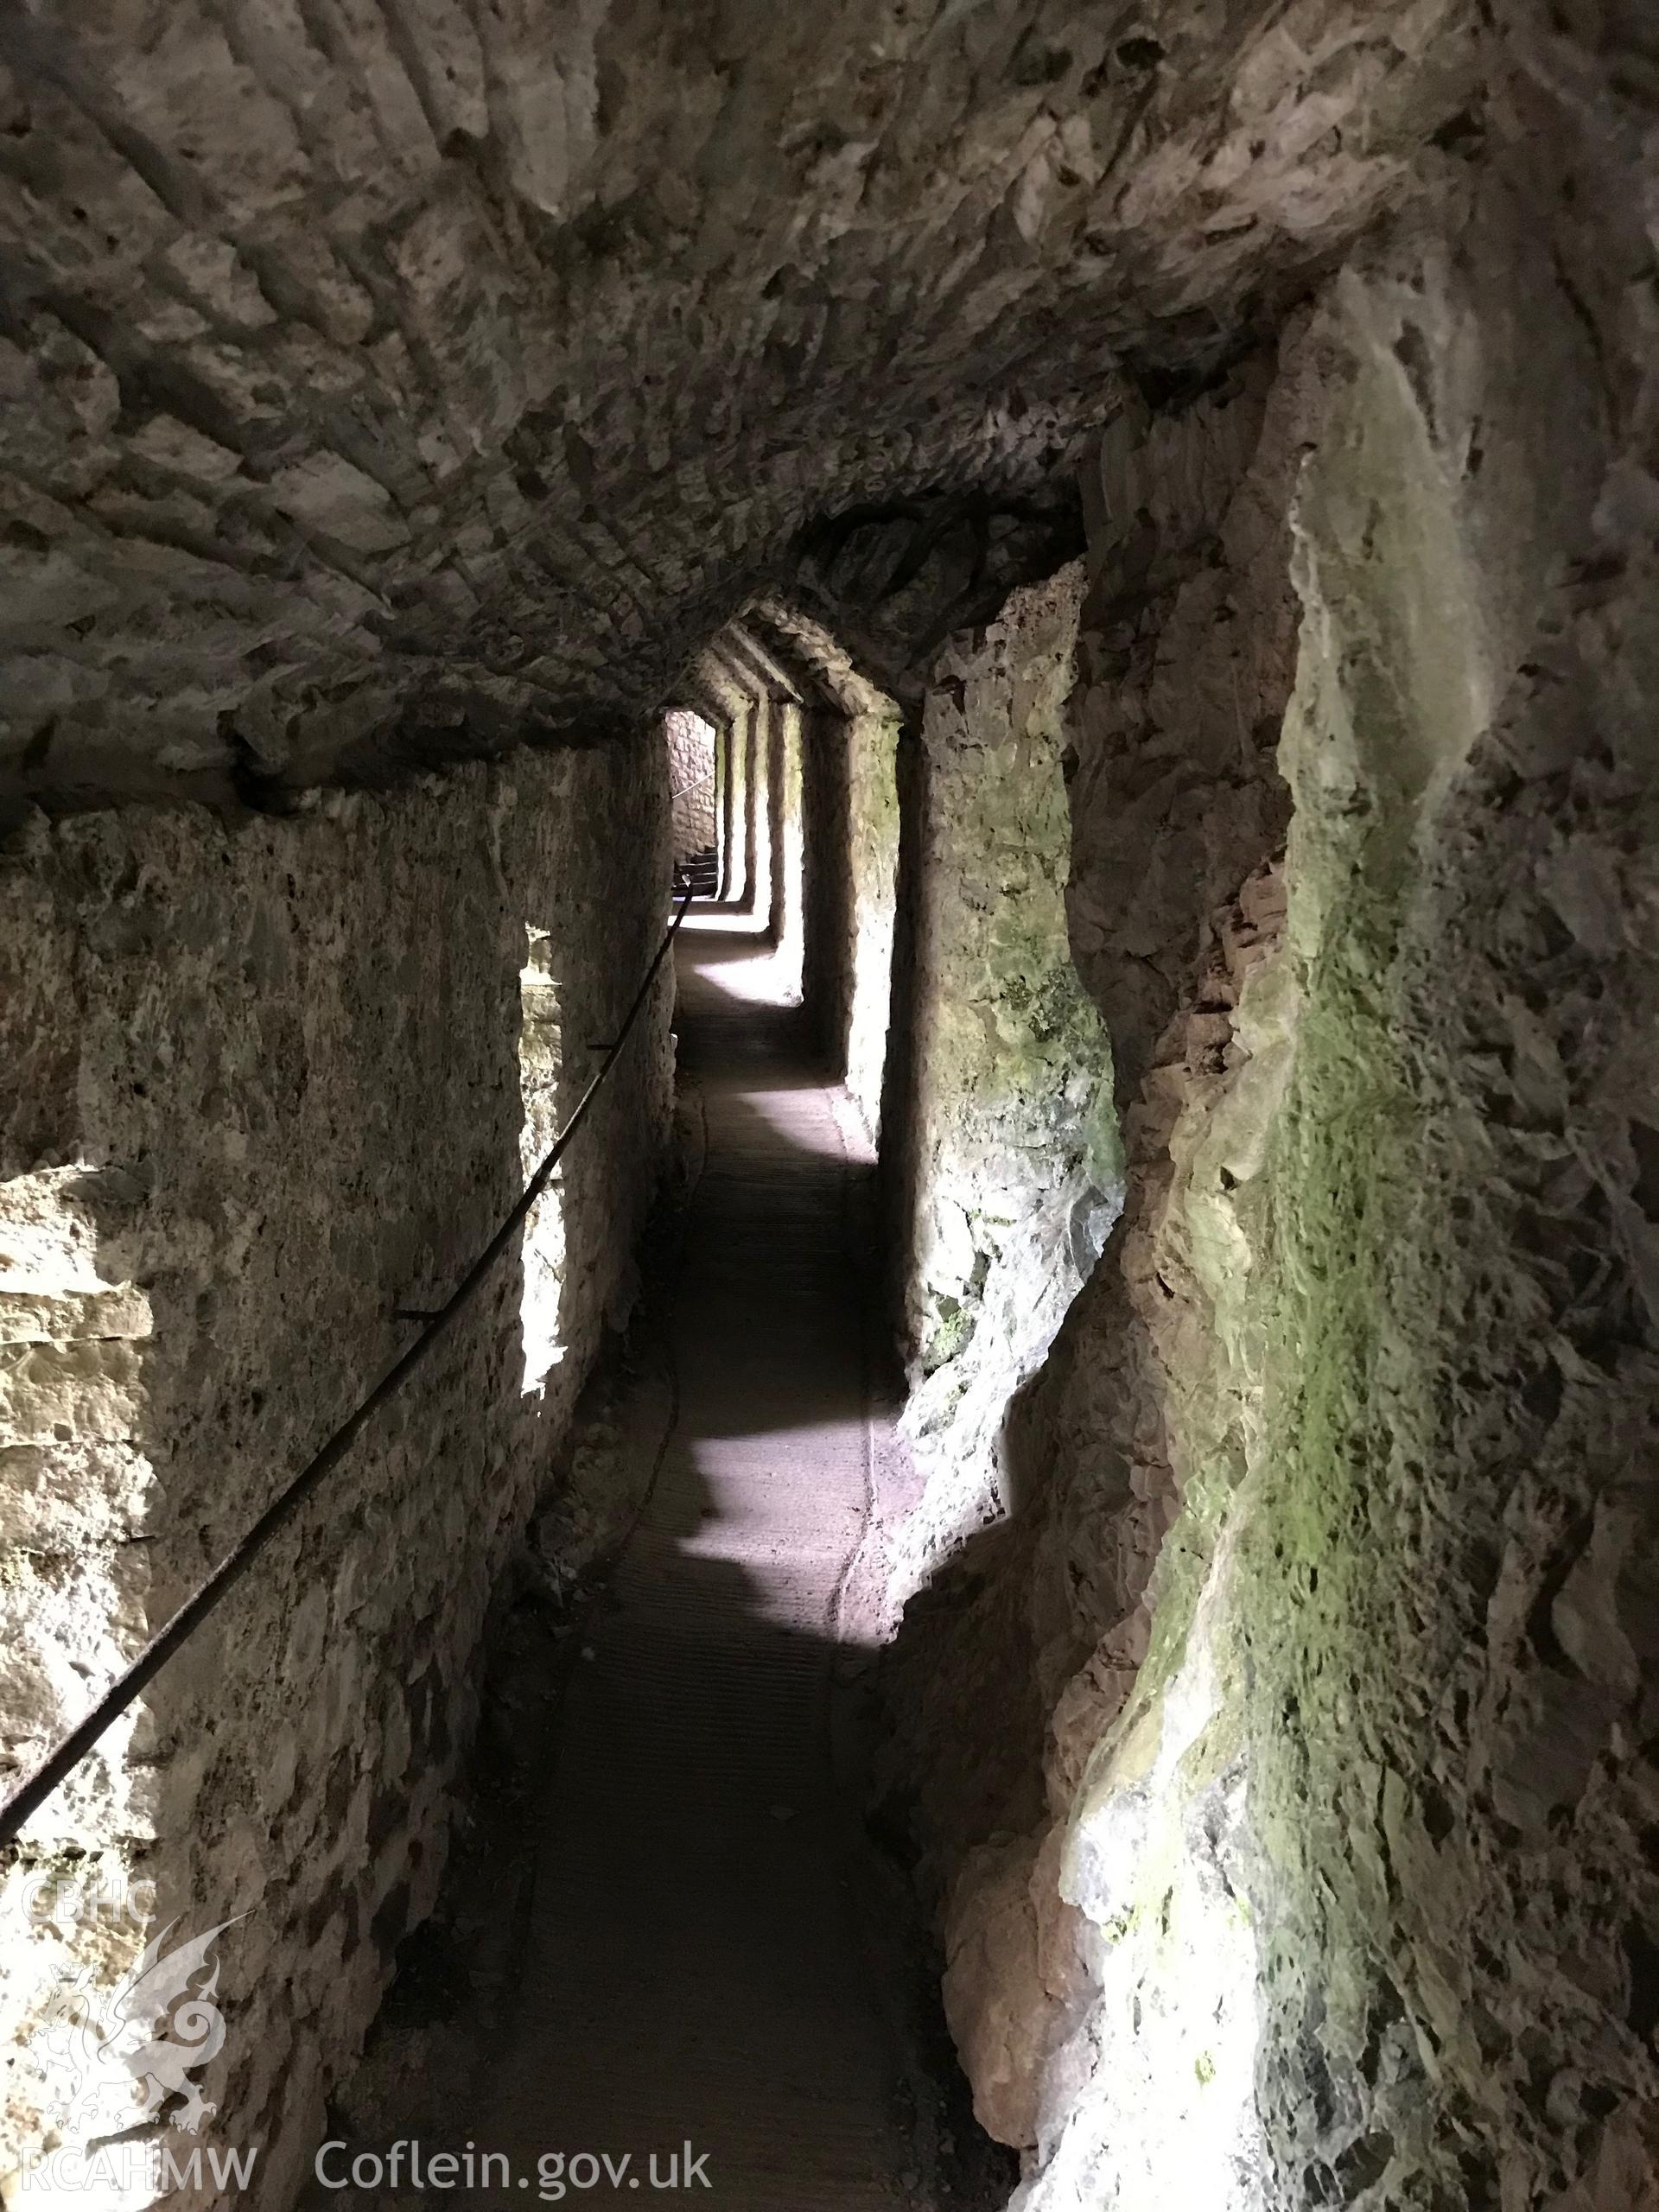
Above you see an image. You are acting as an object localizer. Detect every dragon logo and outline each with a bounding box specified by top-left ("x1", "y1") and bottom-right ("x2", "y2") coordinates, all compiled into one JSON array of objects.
[{"x1": 33, "y1": 1917, "x2": 241, "y2": 2136}]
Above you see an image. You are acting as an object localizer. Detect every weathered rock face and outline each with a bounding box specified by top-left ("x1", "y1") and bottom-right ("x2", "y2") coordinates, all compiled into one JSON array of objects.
[
  {"x1": 882, "y1": 568, "x2": 1122, "y2": 1611},
  {"x1": 0, "y1": 741, "x2": 671, "y2": 2202},
  {"x1": 0, "y1": 0, "x2": 1478, "y2": 810},
  {"x1": 874, "y1": 16, "x2": 1659, "y2": 2208},
  {"x1": 1240, "y1": 120, "x2": 1659, "y2": 2208},
  {"x1": 1065, "y1": 346, "x2": 1305, "y2": 1093},
  {"x1": 664, "y1": 708, "x2": 716, "y2": 862},
  {"x1": 874, "y1": 346, "x2": 1305, "y2": 1958}
]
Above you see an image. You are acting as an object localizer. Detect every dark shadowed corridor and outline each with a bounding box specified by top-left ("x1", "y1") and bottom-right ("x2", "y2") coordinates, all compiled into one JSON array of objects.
[
  {"x1": 471, "y1": 916, "x2": 914, "y2": 2207},
  {"x1": 3, "y1": 11, "x2": 1653, "y2": 2205}
]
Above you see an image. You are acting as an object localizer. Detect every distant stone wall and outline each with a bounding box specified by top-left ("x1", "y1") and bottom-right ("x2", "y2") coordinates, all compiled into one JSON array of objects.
[
  {"x1": 665, "y1": 710, "x2": 717, "y2": 863},
  {"x1": 800, "y1": 696, "x2": 902, "y2": 1133},
  {"x1": 766, "y1": 604, "x2": 902, "y2": 1138},
  {"x1": 0, "y1": 741, "x2": 671, "y2": 2207},
  {"x1": 842, "y1": 706, "x2": 903, "y2": 1140},
  {"x1": 767, "y1": 696, "x2": 806, "y2": 1003}
]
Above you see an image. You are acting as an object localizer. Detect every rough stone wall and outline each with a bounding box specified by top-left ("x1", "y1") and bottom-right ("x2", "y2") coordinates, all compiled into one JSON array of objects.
[
  {"x1": 1017, "y1": 337, "x2": 1315, "y2": 1813},
  {"x1": 1239, "y1": 95, "x2": 1659, "y2": 2208},
  {"x1": 719, "y1": 716, "x2": 741, "y2": 900},
  {"x1": 0, "y1": 0, "x2": 1477, "y2": 810},
  {"x1": 1065, "y1": 352, "x2": 1305, "y2": 1084},
  {"x1": 803, "y1": 696, "x2": 903, "y2": 1133},
  {"x1": 0, "y1": 740, "x2": 671, "y2": 2205},
  {"x1": 760, "y1": 603, "x2": 902, "y2": 1137},
  {"x1": 664, "y1": 709, "x2": 716, "y2": 862},
  {"x1": 801, "y1": 697, "x2": 855, "y2": 1049},
  {"x1": 877, "y1": 335, "x2": 1308, "y2": 2061},
  {"x1": 773, "y1": 700, "x2": 806, "y2": 1001},
  {"x1": 842, "y1": 703, "x2": 904, "y2": 1141},
  {"x1": 702, "y1": 660, "x2": 751, "y2": 908},
  {"x1": 747, "y1": 693, "x2": 775, "y2": 942},
  {"x1": 882, "y1": 567, "x2": 1122, "y2": 1618},
  {"x1": 883, "y1": 17, "x2": 1659, "y2": 2205}
]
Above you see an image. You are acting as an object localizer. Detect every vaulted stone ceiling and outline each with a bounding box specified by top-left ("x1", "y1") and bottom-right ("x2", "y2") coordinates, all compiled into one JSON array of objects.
[{"x1": 0, "y1": 0, "x2": 1475, "y2": 810}]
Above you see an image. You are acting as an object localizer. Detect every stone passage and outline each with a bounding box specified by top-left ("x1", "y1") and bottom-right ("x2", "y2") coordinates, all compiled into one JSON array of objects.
[
  {"x1": 471, "y1": 918, "x2": 912, "y2": 2208},
  {"x1": 4, "y1": 7, "x2": 1656, "y2": 2205}
]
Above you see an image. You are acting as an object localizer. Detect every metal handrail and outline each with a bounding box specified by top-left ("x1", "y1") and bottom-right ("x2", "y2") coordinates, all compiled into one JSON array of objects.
[{"x1": 0, "y1": 884, "x2": 694, "y2": 1849}]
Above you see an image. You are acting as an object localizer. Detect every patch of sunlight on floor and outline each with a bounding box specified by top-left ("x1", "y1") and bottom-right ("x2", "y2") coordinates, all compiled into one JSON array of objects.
[
  {"x1": 730, "y1": 1093, "x2": 846, "y2": 1158},
  {"x1": 682, "y1": 903, "x2": 769, "y2": 936},
  {"x1": 683, "y1": 951, "x2": 804, "y2": 1011}
]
